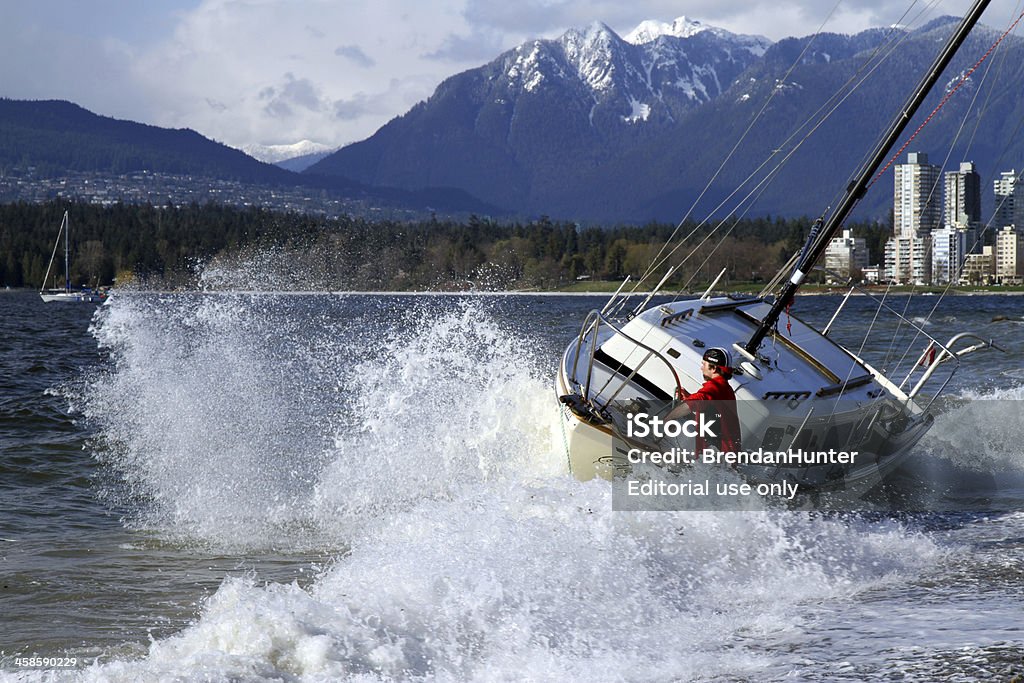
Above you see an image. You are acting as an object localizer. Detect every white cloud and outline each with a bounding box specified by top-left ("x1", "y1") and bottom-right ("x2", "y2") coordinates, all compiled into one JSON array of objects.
[
  {"x1": 121, "y1": 0, "x2": 489, "y2": 147},
  {"x1": 259, "y1": 73, "x2": 326, "y2": 118}
]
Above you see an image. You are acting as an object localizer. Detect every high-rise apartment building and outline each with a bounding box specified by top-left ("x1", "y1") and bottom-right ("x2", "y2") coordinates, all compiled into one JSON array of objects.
[
  {"x1": 888, "y1": 152, "x2": 940, "y2": 283},
  {"x1": 885, "y1": 235, "x2": 932, "y2": 285},
  {"x1": 931, "y1": 227, "x2": 968, "y2": 285},
  {"x1": 944, "y1": 162, "x2": 981, "y2": 229},
  {"x1": 824, "y1": 228, "x2": 869, "y2": 281},
  {"x1": 894, "y1": 152, "x2": 942, "y2": 238},
  {"x1": 930, "y1": 162, "x2": 982, "y2": 283},
  {"x1": 959, "y1": 246, "x2": 996, "y2": 285},
  {"x1": 994, "y1": 170, "x2": 1023, "y2": 229},
  {"x1": 995, "y1": 225, "x2": 1024, "y2": 284}
]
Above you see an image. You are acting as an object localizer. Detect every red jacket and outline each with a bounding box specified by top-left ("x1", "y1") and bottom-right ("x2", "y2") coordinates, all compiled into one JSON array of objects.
[{"x1": 682, "y1": 372, "x2": 741, "y2": 453}]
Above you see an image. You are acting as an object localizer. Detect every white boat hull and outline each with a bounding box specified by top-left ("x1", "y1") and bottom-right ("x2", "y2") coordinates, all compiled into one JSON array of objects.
[
  {"x1": 555, "y1": 295, "x2": 938, "y2": 498},
  {"x1": 554, "y1": 390, "x2": 931, "y2": 493},
  {"x1": 40, "y1": 291, "x2": 103, "y2": 303}
]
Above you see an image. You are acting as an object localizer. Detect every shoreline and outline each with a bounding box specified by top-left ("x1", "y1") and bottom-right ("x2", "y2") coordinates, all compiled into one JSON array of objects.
[{"x1": 6, "y1": 286, "x2": 1024, "y2": 296}]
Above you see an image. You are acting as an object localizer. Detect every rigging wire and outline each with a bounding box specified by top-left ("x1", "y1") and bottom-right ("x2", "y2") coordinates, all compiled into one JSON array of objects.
[
  {"x1": 602, "y1": 2, "x2": 943, "y2": 388},
  {"x1": 621, "y1": 0, "x2": 848, "y2": 298},
  {"x1": 766, "y1": 1, "x2": 1019, "y2": 362},
  {"x1": 962, "y1": 1, "x2": 1020, "y2": 154},
  {"x1": 806, "y1": 2, "x2": 1024, "y2": 417},
  {"x1": 665, "y1": 5, "x2": 941, "y2": 300},
  {"x1": 844, "y1": 3, "x2": 1024, "y2": 394},
  {"x1": 872, "y1": 5, "x2": 1024, "y2": 384},
  {"x1": 869, "y1": 7, "x2": 1024, "y2": 191},
  {"x1": 747, "y1": 1, "x2": 981, "y2": 304},
  {"x1": 629, "y1": 1, "x2": 939, "y2": 303},
  {"x1": 653, "y1": 2, "x2": 940, "y2": 301},
  {"x1": 926, "y1": 0, "x2": 1024, "y2": 289},
  {"x1": 824, "y1": 3, "x2": 1024, "y2": 404},
  {"x1": 595, "y1": 1, "x2": 1015, "y2": 406},
  {"x1": 607, "y1": 5, "x2": 939, "y2": 391}
]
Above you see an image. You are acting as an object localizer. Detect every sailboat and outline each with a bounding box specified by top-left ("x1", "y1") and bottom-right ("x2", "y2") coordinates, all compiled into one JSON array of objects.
[
  {"x1": 39, "y1": 210, "x2": 104, "y2": 303},
  {"x1": 555, "y1": 0, "x2": 1003, "y2": 497}
]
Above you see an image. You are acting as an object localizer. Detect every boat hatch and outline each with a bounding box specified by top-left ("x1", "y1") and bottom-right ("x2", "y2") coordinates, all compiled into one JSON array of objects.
[{"x1": 592, "y1": 348, "x2": 673, "y2": 401}]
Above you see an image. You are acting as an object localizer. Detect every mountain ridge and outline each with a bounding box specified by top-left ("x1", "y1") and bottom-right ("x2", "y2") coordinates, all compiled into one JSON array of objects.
[
  {"x1": 243, "y1": 140, "x2": 336, "y2": 165},
  {"x1": 307, "y1": 15, "x2": 1024, "y2": 223},
  {"x1": 3, "y1": 15, "x2": 1021, "y2": 225},
  {"x1": 0, "y1": 98, "x2": 498, "y2": 215},
  {"x1": 308, "y1": 15, "x2": 772, "y2": 216}
]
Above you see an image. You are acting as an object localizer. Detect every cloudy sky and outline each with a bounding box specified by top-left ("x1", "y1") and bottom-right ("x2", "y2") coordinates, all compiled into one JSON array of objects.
[{"x1": 0, "y1": 0, "x2": 1009, "y2": 155}]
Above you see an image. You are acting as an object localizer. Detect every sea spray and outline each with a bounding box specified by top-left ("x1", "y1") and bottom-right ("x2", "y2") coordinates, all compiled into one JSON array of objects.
[
  {"x1": 80, "y1": 292, "x2": 346, "y2": 548},
  {"x1": 68, "y1": 288, "x2": 953, "y2": 681},
  {"x1": 70, "y1": 290, "x2": 950, "y2": 679},
  {"x1": 76, "y1": 486, "x2": 945, "y2": 682},
  {"x1": 920, "y1": 383, "x2": 1024, "y2": 473},
  {"x1": 1, "y1": 285, "x2": 1013, "y2": 681},
  {"x1": 77, "y1": 291, "x2": 561, "y2": 547},
  {"x1": 313, "y1": 298, "x2": 562, "y2": 535}
]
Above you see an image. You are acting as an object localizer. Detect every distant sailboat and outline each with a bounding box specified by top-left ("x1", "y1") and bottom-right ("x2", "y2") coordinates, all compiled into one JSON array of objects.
[{"x1": 39, "y1": 211, "x2": 103, "y2": 303}]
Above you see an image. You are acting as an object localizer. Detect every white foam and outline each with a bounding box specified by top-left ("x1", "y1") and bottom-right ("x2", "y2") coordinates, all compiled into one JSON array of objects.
[
  {"x1": 922, "y1": 383, "x2": 1024, "y2": 473},
  {"x1": 74, "y1": 484, "x2": 943, "y2": 680},
  {"x1": 80, "y1": 292, "x2": 345, "y2": 548},
  {"x1": 67, "y1": 285, "x2": 949, "y2": 681}
]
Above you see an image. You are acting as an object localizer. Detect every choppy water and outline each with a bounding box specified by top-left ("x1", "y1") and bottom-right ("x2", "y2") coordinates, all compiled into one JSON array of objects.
[{"x1": 1, "y1": 285, "x2": 1023, "y2": 681}]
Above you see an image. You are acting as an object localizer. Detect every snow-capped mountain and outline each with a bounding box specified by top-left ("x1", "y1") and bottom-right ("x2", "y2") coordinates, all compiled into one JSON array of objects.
[
  {"x1": 625, "y1": 16, "x2": 714, "y2": 43},
  {"x1": 243, "y1": 140, "x2": 334, "y2": 164},
  {"x1": 500, "y1": 17, "x2": 770, "y2": 121},
  {"x1": 309, "y1": 16, "x2": 773, "y2": 212},
  {"x1": 624, "y1": 15, "x2": 770, "y2": 55},
  {"x1": 308, "y1": 16, "x2": 1024, "y2": 222}
]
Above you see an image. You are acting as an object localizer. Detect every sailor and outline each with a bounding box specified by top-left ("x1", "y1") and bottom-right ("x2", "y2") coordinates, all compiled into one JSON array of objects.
[{"x1": 673, "y1": 347, "x2": 741, "y2": 453}]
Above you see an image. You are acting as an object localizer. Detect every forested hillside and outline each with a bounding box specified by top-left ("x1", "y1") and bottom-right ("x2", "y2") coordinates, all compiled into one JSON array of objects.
[
  {"x1": 0, "y1": 99, "x2": 497, "y2": 216},
  {"x1": 0, "y1": 99, "x2": 293, "y2": 182}
]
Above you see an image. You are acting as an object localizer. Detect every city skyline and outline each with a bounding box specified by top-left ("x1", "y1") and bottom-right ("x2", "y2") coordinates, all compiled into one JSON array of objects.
[{"x1": 879, "y1": 152, "x2": 1023, "y2": 285}]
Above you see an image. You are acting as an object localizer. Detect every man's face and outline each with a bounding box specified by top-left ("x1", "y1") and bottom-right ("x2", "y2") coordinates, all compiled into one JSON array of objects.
[{"x1": 701, "y1": 359, "x2": 715, "y2": 380}]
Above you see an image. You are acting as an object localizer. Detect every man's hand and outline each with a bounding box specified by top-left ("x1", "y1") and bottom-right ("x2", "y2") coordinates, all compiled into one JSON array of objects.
[{"x1": 666, "y1": 400, "x2": 691, "y2": 421}]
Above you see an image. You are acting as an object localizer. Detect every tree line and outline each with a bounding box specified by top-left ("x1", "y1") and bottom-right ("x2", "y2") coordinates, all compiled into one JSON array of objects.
[{"x1": 0, "y1": 200, "x2": 889, "y2": 291}]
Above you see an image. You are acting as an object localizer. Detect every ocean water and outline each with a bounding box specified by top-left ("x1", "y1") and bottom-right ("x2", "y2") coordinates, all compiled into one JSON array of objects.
[{"x1": 1, "y1": 285, "x2": 1023, "y2": 681}]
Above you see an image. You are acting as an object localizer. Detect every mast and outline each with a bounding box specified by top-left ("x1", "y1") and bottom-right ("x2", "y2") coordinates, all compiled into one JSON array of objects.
[
  {"x1": 63, "y1": 211, "x2": 70, "y2": 292},
  {"x1": 744, "y1": 0, "x2": 991, "y2": 354}
]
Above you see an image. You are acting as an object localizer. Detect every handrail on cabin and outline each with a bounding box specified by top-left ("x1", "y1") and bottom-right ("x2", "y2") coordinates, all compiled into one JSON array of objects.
[{"x1": 570, "y1": 310, "x2": 683, "y2": 408}]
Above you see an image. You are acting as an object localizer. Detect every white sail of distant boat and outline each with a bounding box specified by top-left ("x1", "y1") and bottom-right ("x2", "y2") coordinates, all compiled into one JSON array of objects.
[{"x1": 39, "y1": 210, "x2": 103, "y2": 303}]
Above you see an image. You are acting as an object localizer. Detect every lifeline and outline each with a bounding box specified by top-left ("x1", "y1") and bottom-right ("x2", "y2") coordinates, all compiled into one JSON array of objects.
[{"x1": 701, "y1": 447, "x2": 858, "y2": 466}]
